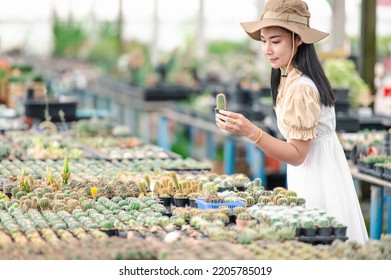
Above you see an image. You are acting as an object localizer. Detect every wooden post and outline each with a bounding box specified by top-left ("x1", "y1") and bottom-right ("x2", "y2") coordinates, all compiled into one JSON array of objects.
[
  {"x1": 330, "y1": 0, "x2": 345, "y2": 51},
  {"x1": 360, "y1": 0, "x2": 376, "y2": 96}
]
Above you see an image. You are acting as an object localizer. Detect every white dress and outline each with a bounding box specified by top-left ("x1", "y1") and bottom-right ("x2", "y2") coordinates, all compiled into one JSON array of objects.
[{"x1": 275, "y1": 69, "x2": 368, "y2": 244}]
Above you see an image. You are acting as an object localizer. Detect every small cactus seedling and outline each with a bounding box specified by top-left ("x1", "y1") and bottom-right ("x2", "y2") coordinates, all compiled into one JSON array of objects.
[{"x1": 215, "y1": 93, "x2": 227, "y2": 110}]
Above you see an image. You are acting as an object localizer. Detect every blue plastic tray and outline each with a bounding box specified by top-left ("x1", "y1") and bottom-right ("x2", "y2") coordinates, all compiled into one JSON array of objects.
[{"x1": 196, "y1": 198, "x2": 245, "y2": 212}]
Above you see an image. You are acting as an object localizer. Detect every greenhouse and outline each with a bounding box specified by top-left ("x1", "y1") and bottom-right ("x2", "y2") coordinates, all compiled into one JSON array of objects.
[{"x1": 0, "y1": 1, "x2": 391, "y2": 278}]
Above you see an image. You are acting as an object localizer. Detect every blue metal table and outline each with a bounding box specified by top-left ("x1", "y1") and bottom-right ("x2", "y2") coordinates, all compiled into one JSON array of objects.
[{"x1": 350, "y1": 164, "x2": 391, "y2": 240}]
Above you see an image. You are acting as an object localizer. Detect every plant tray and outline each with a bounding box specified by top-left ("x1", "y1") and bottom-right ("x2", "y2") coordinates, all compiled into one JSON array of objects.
[
  {"x1": 297, "y1": 235, "x2": 348, "y2": 245},
  {"x1": 196, "y1": 198, "x2": 245, "y2": 212}
]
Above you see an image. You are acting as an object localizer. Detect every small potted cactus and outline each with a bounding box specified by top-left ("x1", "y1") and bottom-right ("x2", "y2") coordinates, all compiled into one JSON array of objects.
[
  {"x1": 187, "y1": 192, "x2": 201, "y2": 208},
  {"x1": 332, "y1": 221, "x2": 347, "y2": 238},
  {"x1": 173, "y1": 192, "x2": 189, "y2": 207},
  {"x1": 214, "y1": 92, "x2": 227, "y2": 116},
  {"x1": 317, "y1": 218, "x2": 332, "y2": 237},
  {"x1": 236, "y1": 211, "x2": 252, "y2": 228},
  {"x1": 301, "y1": 218, "x2": 317, "y2": 237}
]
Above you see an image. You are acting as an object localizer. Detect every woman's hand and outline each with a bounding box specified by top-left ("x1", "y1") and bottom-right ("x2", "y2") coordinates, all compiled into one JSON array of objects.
[
  {"x1": 215, "y1": 110, "x2": 260, "y2": 141},
  {"x1": 216, "y1": 110, "x2": 310, "y2": 166}
]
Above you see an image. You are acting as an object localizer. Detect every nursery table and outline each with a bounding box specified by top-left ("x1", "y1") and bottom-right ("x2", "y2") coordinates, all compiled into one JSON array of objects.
[
  {"x1": 85, "y1": 78, "x2": 172, "y2": 143},
  {"x1": 350, "y1": 163, "x2": 391, "y2": 240}
]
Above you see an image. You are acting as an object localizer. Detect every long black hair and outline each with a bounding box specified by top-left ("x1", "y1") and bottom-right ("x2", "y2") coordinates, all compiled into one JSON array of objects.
[{"x1": 270, "y1": 33, "x2": 335, "y2": 107}]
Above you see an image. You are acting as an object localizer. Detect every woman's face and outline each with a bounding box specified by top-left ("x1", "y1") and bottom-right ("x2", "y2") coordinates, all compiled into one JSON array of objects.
[{"x1": 260, "y1": 26, "x2": 299, "y2": 70}]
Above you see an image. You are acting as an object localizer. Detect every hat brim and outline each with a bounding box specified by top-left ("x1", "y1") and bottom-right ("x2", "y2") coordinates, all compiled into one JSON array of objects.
[{"x1": 240, "y1": 19, "x2": 328, "y2": 44}]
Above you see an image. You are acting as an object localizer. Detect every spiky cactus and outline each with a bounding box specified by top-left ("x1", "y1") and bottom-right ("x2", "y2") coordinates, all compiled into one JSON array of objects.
[
  {"x1": 237, "y1": 212, "x2": 251, "y2": 221},
  {"x1": 245, "y1": 196, "x2": 256, "y2": 207},
  {"x1": 216, "y1": 93, "x2": 227, "y2": 110},
  {"x1": 38, "y1": 198, "x2": 50, "y2": 211},
  {"x1": 296, "y1": 197, "x2": 306, "y2": 206},
  {"x1": 285, "y1": 190, "x2": 297, "y2": 197},
  {"x1": 287, "y1": 197, "x2": 298, "y2": 205},
  {"x1": 276, "y1": 197, "x2": 288, "y2": 206},
  {"x1": 233, "y1": 206, "x2": 246, "y2": 216},
  {"x1": 214, "y1": 212, "x2": 229, "y2": 224},
  {"x1": 253, "y1": 178, "x2": 262, "y2": 188},
  {"x1": 273, "y1": 186, "x2": 286, "y2": 195},
  {"x1": 218, "y1": 205, "x2": 231, "y2": 215},
  {"x1": 258, "y1": 196, "x2": 272, "y2": 205}
]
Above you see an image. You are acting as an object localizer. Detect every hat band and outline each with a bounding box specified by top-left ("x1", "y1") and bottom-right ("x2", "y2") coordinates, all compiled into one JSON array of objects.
[{"x1": 262, "y1": 11, "x2": 308, "y2": 25}]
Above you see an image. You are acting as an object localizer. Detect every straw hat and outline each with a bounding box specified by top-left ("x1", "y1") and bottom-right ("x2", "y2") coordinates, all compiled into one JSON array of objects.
[{"x1": 240, "y1": 0, "x2": 328, "y2": 44}]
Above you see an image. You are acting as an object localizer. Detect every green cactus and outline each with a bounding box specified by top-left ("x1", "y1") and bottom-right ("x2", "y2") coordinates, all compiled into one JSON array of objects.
[
  {"x1": 285, "y1": 190, "x2": 297, "y2": 197},
  {"x1": 66, "y1": 199, "x2": 79, "y2": 211},
  {"x1": 287, "y1": 197, "x2": 298, "y2": 205},
  {"x1": 54, "y1": 193, "x2": 65, "y2": 200},
  {"x1": 302, "y1": 219, "x2": 315, "y2": 229},
  {"x1": 296, "y1": 197, "x2": 306, "y2": 206},
  {"x1": 43, "y1": 193, "x2": 54, "y2": 200},
  {"x1": 15, "y1": 191, "x2": 27, "y2": 200},
  {"x1": 233, "y1": 206, "x2": 246, "y2": 216},
  {"x1": 31, "y1": 197, "x2": 38, "y2": 209},
  {"x1": 253, "y1": 178, "x2": 262, "y2": 188},
  {"x1": 216, "y1": 93, "x2": 227, "y2": 110},
  {"x1": 11, "y1": 186, "x2": 20, "y2": 198},
  {"x1": 317, "y1": 218, "x2": 331, "y2": 228},
  {"x1": 220, "y1": 180, "x2": 230, "y2": 190},
  {"x1": 276, "y1": 197, "x2": 288, "y2": 206},
  {"x1": 237, "y1": 212, "x2": 252, "y2": 221},
  {"x1": 258, "y1": 196, "x2": 272, "y2": 205},
  {"x1": 218, "y1": 205, "x2": 231, "y2": 215},
  {"x1": 245, "y1": 196, "x2": 256, "y2": 207},
  {"x1": 81, "y1": 200, "x2": 93, "y2": 212},
  {"x1": 42, "y1": 187, "x2": 52, "y2": 194},
  {"x1": 52, "y1": 202, "x2": 65, "y2": 213},
  {"x1": 21, "y1": 199, "x2": 33, "y2": 212},
  {"x1": 4, "y1": 183, "x2": 16, "y2": 194},
  {"x1": 38, "y1": 198, "x2": 50, "y2": 211},
  {"x1": 214, "y1": 213, "x2": 229, "y2": 224},
  {"x1": 273, "y1": 186, "x2": 286, "y2": 195}
]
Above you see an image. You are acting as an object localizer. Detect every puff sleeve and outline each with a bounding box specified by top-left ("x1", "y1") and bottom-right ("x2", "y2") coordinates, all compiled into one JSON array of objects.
[{"x1": 279, "y1": 83, "x2": 321, "y2": 141}]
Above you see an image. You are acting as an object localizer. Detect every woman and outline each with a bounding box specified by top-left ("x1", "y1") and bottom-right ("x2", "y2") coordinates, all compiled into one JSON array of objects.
[{"x1": 215, "y1": 0, "x2": 368, "y2": 244}]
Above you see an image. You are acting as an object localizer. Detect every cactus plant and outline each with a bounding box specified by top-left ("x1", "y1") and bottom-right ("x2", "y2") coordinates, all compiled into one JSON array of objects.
[
  {"x1": 245, "y1": 196, "x2": 256, "y2": 207},
  {"x1": 296, "y1": 197, "x2": 306, "y2": 206},
  {"x1": 215, "y1": 93, "x2": 227, "y2": 110},
  {"x1": 237, "y1": 212, "x2": 251, "y2": 221},
  {"x1": 233, "y1": 206, "x2": 246, "y2": 216},
  {"x1": 236, "y1": 212, "x2": 252, "y2": 228}
]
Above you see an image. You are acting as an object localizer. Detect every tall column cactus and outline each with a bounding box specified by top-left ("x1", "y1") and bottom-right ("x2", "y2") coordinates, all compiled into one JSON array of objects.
[{"x1": 216, "y1": 93, "x2": 227, "y2": 110}]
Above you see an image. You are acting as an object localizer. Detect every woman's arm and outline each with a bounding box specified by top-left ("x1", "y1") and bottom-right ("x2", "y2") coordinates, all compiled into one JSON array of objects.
[{"x1": 216, "y1": 110, "x2": 311, "y2": 166}]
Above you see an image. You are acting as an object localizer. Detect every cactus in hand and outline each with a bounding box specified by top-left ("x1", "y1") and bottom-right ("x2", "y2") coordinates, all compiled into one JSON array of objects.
[{"x1": 216, "y1": 93, "x2": 227, "y2": 110}]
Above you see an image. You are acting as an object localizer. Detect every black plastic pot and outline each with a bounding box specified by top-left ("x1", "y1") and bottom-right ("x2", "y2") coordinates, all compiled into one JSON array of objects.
[
  {"x1": 332, "y1": 226, "x2": 347, "y2": 237},
  {"x1": 317, "y1": 227, "x2": 333, "y2": 237},
  {"x1": 160, "y1": 196, "x2": 172, "y2": 207},
  {"x1": 174, "y1": 197, "x2": 189, "y2": 207},
  {"x1": 302, "y1": 228, "x2": 317, "y2": 237},
  {"x1": 189, "y1": 199, "x2": 197, "y2": 208}
]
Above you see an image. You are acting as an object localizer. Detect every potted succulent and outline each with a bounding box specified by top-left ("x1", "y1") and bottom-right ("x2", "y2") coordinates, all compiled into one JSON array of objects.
[
  {"x1": 187, "y1": 192, "x2": 201, "y2": 208},
  {"x1": 323, "y1": 58, "x2": 372, "y2": 113},
  {"x1": 159, "y1": 193, "x2": 172, "y2": 207},
  {"x1": 317, "y1": 218, "x2": 332, "y2": 237},
  {"x1": 236, "y1": 211, "x2": 252, "y2": 228},
  {"x1": 173, "y1": 192, "x2": 189, "y2": 207},
  {"x1": 301, "y1": 218, "x2": 317, "y2": 237},
  {"x1": 332, "y1": 221, "x2": 347, "y2": 237}
]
